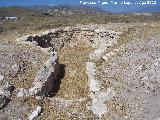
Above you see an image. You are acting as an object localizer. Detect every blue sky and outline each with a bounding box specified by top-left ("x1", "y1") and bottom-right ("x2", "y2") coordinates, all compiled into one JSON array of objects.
[
  {"x1": 0, "y1": 0, "x2": 159, "y2": 12},
  {"x1": 0, "y1": 0, "x2": 80, "y2": 6}
]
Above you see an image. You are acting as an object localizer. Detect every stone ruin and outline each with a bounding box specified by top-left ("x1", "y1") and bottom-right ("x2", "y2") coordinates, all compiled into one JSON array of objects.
[
  {"x1": 0, "y1": 24, "x2": 122, "y2": 119},
  {"x1": 15, "y1": 25, "x2": 120, "y2": 98}
]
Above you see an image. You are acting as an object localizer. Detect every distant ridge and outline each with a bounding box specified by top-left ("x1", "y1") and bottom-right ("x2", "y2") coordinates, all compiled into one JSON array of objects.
[
  {"x1": 26, "y1": 4, "x2": 107, "y2": 14},
  {"x1": 0, "y1": 5, "x2": 160, "y2": 16}
]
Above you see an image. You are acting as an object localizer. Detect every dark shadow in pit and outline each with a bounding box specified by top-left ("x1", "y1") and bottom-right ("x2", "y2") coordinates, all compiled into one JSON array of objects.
[
  {"x1": 49, "y1": 64, "x2": 66, "y2": 97},
  {"x1": 0, "y1": 97, "x2": 11, "y2": 110},
  {"x1": 36, "y1": 64, "x2": 66, "y2": 97},
  {"x1": 27, "y1": 34, "x2": 53, "y2": 48}
]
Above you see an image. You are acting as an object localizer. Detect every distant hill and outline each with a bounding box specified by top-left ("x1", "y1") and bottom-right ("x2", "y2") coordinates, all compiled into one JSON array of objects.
[{"x1": 0, "y1": 5, "x2": 159, "y2": 16}]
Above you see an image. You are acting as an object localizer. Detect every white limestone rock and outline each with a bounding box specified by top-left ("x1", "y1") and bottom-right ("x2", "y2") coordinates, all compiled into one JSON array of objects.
[
  {"x1": 28, "y1": 106, "x2": 42, "y2": 120},
  {"x1": 0, "y1": 74, "x2": 4, "y2": 81},
  {"x1": 89, "y1": 79, "x2": 101, "y2": 92},
  {"x1": 90, "y1": 88, "x2": 115, "y2": 117},
  {"x1": 102, "y1": 56, "x2": 108, "y2": 61},
  {"x1": 89, "y1": 49, "x2": 105, "y2": 61},
  {"x1": 86, "y1": 62, "x2": 96, "y2": 80},
  {"x1": 86, "y1": 62, "x2": 101, "y2": 92}
]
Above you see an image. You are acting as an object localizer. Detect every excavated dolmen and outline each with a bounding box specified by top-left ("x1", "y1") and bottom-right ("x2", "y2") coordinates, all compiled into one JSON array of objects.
[{"x1": 0, "y1": 24, "x2": 124, "y2": 120}]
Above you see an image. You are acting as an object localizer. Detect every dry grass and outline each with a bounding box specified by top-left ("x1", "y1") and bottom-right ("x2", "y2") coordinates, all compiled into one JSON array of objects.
[{"x1": 57, "y1": 46, "x2": 93, "y2": 99}]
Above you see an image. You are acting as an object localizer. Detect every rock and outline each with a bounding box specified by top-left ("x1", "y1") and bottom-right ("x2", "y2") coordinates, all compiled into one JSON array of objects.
[
  {"x1": 86, "y1": 62, "x2": 101, "y2": 92},
  {"x1": 102, "y1": 51, "x2": 116, "y2": 61},
  {"x1": 28, "y1": 106, "x2": 42, "y2": 120},
  {"x1": 86, "y1": 32, "x2": 94, "y2": 36},
  {"x1": 90, "y1": 88, "x2": 115, "y2": 117},
  {"x1": 89, "y1": 79, "x2": 101, "y2": 92},
  {"x1": 11, "y1": 64, "x2": 20, "y2": 74},
  {"x1": 86, "y1": 62, "x2": 96, "y2": 80},
  {"x1": 0, "y1": 84, "x2": 14, "y2": 109},
  {"x1": 113, "y1": 48, "x2": 120, "y2": 52},
  {"x1": 0, "y1": 84, "x2": 12, "y2": 98},
  {"x1": 89, "y1": 49, "x2": 105, "y2": 61},
  {"x1": 17, "y1": 88, "x2": 29, "y2": 97},
  {"x1": 0, "y1": 94, "x2": 6, "y2": 109},
  {"x1": 0, "y1": 74, "x2": 4, "y2": 81},
  {"x1": 95, "y1": 27, "x2": 106, "y2": 33},
  {"x1": 102, "y1": 56, "x2": 108, "y2": 61}
]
